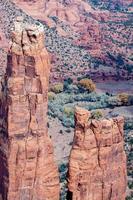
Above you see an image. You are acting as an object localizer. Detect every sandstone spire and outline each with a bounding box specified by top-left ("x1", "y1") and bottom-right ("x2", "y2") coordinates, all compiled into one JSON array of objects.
[
  {"x1": 67, "y1": 107, "x2": 127, "y2": 200},
  {"x1": 0, "y1": 17, "x2": 59, "y2": 200}
]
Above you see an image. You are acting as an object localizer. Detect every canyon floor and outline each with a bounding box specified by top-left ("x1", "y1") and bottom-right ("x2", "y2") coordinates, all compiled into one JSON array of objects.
[
  {"x1": 49, "y1": 80, "x2": 133, "y2": 163},
  {"x1": 48, "y1": 80, "x2": 133, "y2": 199}
]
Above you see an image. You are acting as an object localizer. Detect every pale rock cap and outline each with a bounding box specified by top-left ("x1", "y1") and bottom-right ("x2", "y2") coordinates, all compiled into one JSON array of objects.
[{"x1": 75, "y1": 106, "x2": 90, "y2": 126}]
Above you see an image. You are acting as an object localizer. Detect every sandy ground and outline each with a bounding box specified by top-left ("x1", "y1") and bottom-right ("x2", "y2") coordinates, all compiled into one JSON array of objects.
[
  {"x1": 103, "y1": 105, "x2": 133, "y2": 118},
  {"x1": 96, "y1": 80, "x2": 133, "y2": 94},
  {"x1": 48, "y1": 117, "x2": 74, "y2": 164},
  {"x1": 48, "y1": 105, "x2": 133, "y2": 164}
]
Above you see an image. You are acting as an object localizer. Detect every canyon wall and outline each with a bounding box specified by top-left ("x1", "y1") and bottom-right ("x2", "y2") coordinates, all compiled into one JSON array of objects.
[
  {"x1": 0, "y1": 0, "x2": 132, "y2": 83},
  {"x1": 0, "y1": 17, "x2": 59, "y2": 200},
  {"x1": 67, "y1": 107, "x2": 127, "y2": 200}
]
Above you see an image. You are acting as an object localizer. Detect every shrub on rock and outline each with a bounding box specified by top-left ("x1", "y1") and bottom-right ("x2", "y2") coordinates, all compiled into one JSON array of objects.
[
  {"x1": 63, "y1": 107, "x2": 74, "y2": 117},
  {"x1": 91, "y1": 110, "x2": 103, "y2": 119}
]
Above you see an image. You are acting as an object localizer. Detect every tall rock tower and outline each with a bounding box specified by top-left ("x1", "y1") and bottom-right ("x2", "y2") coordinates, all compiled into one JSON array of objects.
[
  {"x1": 67, "y1": 107, "x2": 127, "y2": 200},
  {"x1": 0, "y1": 17, "x2": 59, "y2": 200}
]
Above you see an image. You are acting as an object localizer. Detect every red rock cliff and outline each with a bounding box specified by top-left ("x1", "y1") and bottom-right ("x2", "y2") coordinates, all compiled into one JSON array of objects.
[
  {"x1": 67, "y1": 107, "x2": 127, "y2": 200},
  {"x1": 0, "y1": 17, "x2": 59, "y2": 200}
]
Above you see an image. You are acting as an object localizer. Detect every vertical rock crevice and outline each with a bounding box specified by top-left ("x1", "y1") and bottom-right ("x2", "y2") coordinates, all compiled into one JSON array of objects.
[
  {"x1": 67, "y1": 106, "x2": 127, "y2": 200},
  {"x1": 0, "y1": 75, "x2": 9, "y2": 200},
  {"x1": 0, "y1": 16, "x2": 60, "y2": 200}
]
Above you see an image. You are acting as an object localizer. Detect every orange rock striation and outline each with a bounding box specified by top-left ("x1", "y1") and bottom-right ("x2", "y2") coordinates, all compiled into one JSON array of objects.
[
  {"x1": 67, "y1": 107, "x2": 127, "y2": 200},
  {"x1": 0, "y1": 17, "x2": 59, "y2": 200}
]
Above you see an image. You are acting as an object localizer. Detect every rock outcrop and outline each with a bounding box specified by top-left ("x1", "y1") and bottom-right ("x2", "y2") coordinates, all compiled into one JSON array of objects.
[
  {"x1": 10, "y1": 0, "x2": 93, "y2": 27},
  {"x1": 67, "y1": 107, "x2": 127, "y2": 200},
  {"x1": 0, "y1": 17, "x2": 59, "y2": 200}
]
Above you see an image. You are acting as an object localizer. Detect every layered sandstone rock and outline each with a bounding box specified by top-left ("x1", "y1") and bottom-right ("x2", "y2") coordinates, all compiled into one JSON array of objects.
[
  {"x1": 10, "y1": 0, "x2": 92, "y2": 27},
  {"x1": 67, "y1": 107, "x2": 127, "y2": 200},
  {"x1": 0, "y1": 17, "x2": 59, "y2": 200}
]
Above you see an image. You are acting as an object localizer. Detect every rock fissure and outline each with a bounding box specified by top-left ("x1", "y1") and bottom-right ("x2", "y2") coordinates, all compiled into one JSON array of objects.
[
  {"x1": 92, "y1": 127, "x2": 102, "y2": 170},
  {"x1": 31, "y1": 136, "x2": 38, "y2": 200},
  {"x1": 108, "y1": 183, "x2": 113, "y2": 200}
]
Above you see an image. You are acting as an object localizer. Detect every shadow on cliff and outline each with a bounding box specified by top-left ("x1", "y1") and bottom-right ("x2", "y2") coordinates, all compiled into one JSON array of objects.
[
  {"x1": 66, "y1": 191, "x2": 73, "y2": 200},
  {"x1": 0, "y1": 54, "x2": 12, "y2": 200}
]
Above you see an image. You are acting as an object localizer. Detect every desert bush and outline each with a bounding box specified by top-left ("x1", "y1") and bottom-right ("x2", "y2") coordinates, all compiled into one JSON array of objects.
[
  {"x1": 48, "y1": 92, "x2": 56, "y2": 101},
  {"x1": 59, "y1": 163, "x2": 68, "y2": 185},
  {"x1": 106, "y1": 92, "x2": 113, "y2": 96},
  {"x1": 91, "y1": 110, "x2": 103, "y2": 119},
  {"x1": 64, "y1": 78, "x2": 73, "y2": 85},
  {"x1": 128, "y1": 95, "x2": 133, "y2": 105},
  {"x1": 64, "y1": 84, "x2": 78, "y2": 94},
  {"x1": 74, "y1": 92, "x2": 107, "y2": 103},
  {"x1": 78, "y1": 78, "x2": 96, "y2": 93},
  {"x1": 118, "y1": 93, "x2": 129, "y2": 105},
  {"x1": 65, "y1": 129, "x2": 71, "y2": 133},
  {"x1": 74, "y1": 92, "x2": 96, "y2": 102},
  {"x1": 77, "y1": 74, "x2": 90, "y2": 82},
  {"x1": 90, "y1": 0, "x2": 99, "y2": 6},
  {"x1": 63, "y1": 107, "x2": 74, "y2": 117},
  {"x1": 51, "y1": 83, "x2": 64, "y2": 93},
  {"x1": 124, "y1": 118, "x2": 133, "y2": 130},
  {"x1": 107, "y1": 96, "x2": 121, "y2": 108},
  {"x1": 126, "y1": 196, "x2": 133, "y2": 200},
  {"x1": 128, "y1": 180, "x2": 133, "y2": 190},
  {"x1": 48, "y1": 93, "x2": 75, "y2": 120},
  {"x1": 59, "y1": 163, "x2": 67, "y2": 174},
  {"x1": 59, "y1": 130, "x2": 63, "y2": 134},
  {"x1": 62, "y1": 116, "x2": 74, "y2": 128},
  {"x1": 59, "y1": 163, "x2": 68, "y2": 200},
  {"x1": 63, "y1": 78, "x2": 73, "y2": 91}
]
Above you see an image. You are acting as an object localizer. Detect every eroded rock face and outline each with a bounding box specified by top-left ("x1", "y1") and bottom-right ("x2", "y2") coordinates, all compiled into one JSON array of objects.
[
  {"x1": 10, "y1": 0, "x2": 92, "y2": 26},
  {"x1": 67, "y1": 107, "x2": 127, "y2": 200},
  {"x1": 0, "y1": 17, "x2": 59, "y2": 200}
]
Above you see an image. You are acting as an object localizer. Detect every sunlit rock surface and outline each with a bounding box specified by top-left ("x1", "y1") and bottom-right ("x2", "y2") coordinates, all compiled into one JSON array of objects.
[
  {"x1": 67, "y1": 107, "x2": 127, "y2": 200},
  {"x1": 0, "y1": 17, "x2": 60, "y2": 200}
]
